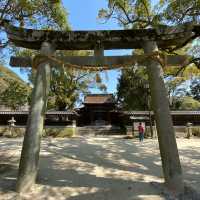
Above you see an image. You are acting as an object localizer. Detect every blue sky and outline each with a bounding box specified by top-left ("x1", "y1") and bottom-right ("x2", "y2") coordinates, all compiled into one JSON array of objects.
[
  {"x1": 6, "y1": 0, "x2": 132, "y2": 93},
  {"x1": 63, "y1": 0, "x2": 131, "y2": 93},
  {"x1": 63, "y1": 0, "x2": 132, "y2": 94}
]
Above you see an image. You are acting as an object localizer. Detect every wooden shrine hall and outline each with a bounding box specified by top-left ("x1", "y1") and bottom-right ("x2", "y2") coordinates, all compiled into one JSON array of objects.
[
  {"x1": 0, "y1": 94, "x2": 199, "y2": 127},
  {"x1": 78, "y1": 94, "x2": 120, "y2": 126}
]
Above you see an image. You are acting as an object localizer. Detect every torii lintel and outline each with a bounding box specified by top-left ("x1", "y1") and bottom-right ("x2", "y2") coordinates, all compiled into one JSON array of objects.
[
  {"x1": 3, "y1": 20, "x2": 198, "y2": 50},
  {"x1": 10, "y1": 55, "x2": 189, "y2": 69}
]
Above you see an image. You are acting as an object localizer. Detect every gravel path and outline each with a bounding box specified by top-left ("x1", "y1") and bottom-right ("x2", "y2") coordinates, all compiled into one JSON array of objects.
[{"x1": 0, "y1": 136, "x2": 200, "y2": 200}]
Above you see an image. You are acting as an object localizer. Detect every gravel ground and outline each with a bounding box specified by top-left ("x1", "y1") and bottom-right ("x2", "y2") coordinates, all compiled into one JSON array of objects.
[{"x1": 0, "y1": 136, "x2": 200, "y2": 200}]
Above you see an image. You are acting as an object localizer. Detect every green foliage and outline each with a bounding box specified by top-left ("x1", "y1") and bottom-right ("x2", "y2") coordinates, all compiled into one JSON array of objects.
[
  {"x1": 190, "y1": 79, "x2": 200, "y2": 101},
  {"x1": 0, "y1": 65, "x2": 31, "y2": 110},
  {"x1": 17, "y1": 49, "x2": 107, "y2": 111},
  {"x1": 0, "y1": 79, "x2": 30, "y2": 110},
  {"x1": 49, "y1": 67, "x2": 95, "y2": 110},
  {"x1": 48, "y1": 50, "x2": 106, "y2": 110},
  {"x1": 117, "y1": 66, "x2": 150, "y2": 110},
  {"x1": 0, "y1": 65, "x2": 27, "y2": 93},
  {"x1": 165, "y1": 77, "x2": 186, "y2": 108},
  {"x1": 164, "y1": 62, "x2": 200, "y2": 109},
  {"x1": 0, "y1": 0, "x2": 69, "y2": 61},
  {"x1": 98, "y1": 0, "x2": 200, "y2": 70},
  {"x1": 45, "y1": 127, "x2": 75, "y2": 137},
  {"x1": 0, "y1": 1, "x2": 103, "y2": 111},
  {"x1": 0, "y1": 0, "x2": 68, "y2": 29},
  {"x1": 177, "y1": 96, "x2": 200, "y2": 110},
  {"x1": 192, "y1": 127, "x2": 200, "y2": 137},
  {"x1": 98, "y1": 0, "x2": 154, "y2": 28},
  {"x1": 99, "y1": 0, "x2": 200, "y2": 28},
  {"x1": 100, "y1": 1, "x2": 200, "y2": 112},
  {"x1": 117, "y1": 65, "x2": 200, "y2": 111},
  {"x1": 160, "y1": 0, "x2": 200, "y2": 25}
]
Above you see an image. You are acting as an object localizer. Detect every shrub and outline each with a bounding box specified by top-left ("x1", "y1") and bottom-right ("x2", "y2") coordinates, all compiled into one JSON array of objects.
[
  {"x1": 0, "y1": 127, "x2": 25, "y2": 137},
  {"x1": 0, "y1": 127, "x2": 7, "y2": 136},
  {"x1": 192, "y1": 127, "x2": 200, "y2": 137},
  {"x1": 45, "y1": 127, "x2": 76, "y2": 137}
]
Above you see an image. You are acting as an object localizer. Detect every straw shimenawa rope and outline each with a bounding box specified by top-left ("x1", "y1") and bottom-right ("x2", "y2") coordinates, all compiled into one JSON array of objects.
[{"x1": 32, "y1": 51, "x2": 168, "y2": 71}]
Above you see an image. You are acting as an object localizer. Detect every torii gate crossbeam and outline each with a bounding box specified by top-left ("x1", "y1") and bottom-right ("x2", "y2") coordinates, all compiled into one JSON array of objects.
[
  {"x1": 10, "y1": 55, "x2": 189, "y2": 68},
  {"x1": 3, "y1": 19, "x2": 197, "y2": 50}
]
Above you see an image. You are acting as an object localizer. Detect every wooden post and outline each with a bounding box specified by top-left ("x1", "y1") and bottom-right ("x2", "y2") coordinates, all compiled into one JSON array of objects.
[
  {"x1": 143, "y1": 41, "x2": 184, "y2": 194},
  {"x1": 148, "y1": 111, "x2": 154, "y2": 138},
  {"x1": 16, "y1": 42, "x2": 55, "y2": 193}
]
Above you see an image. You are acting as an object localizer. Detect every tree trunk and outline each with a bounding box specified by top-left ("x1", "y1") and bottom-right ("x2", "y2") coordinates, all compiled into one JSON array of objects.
[
  {"x1": 148, "y1": 111, "x2": 154, "y2": 138},
  {"x1": 16, "y1": 42, "x2": 55, "y2": 193},
  {"x1": 147, "y1": 98, "x2": 154, "y2": 138},
  {"x1": 143, "y1": 41, "x2": 184, "y2": 194}
]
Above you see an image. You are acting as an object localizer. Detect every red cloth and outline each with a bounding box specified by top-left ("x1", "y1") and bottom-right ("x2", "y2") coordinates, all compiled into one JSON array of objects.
[{"x1": 138, "y1": 125, "x2": 144, "y2": 133}]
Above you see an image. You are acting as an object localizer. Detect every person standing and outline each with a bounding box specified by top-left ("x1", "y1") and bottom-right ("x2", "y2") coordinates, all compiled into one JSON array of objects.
[{"x1": 138, "y1": 122, "x2": 144, "y2": 142}]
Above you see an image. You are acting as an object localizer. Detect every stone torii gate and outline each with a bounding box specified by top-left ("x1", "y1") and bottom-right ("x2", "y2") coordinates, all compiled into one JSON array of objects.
[{"x1": 3, "y1": 21, "x2": 198, "y2": 194}]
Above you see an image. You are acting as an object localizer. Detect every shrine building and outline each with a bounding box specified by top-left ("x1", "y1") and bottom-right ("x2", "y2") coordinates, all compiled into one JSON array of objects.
[
  {"x1": 78, "y1": 94, "x2": 121, "y2": 126},
  {"x1": 0, "y1": 93, "x2": 199, "y2": 127}
]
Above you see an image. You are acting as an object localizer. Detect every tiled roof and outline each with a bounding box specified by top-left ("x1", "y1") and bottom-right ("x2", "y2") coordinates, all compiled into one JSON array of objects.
[
  {"x1": 123, "y1": 110, "x2": 200, "y2": 115},
  {"x1": 0, "y1": 110, "x2": 78, "y2": 115},
  {"x1": 84, "y1": 94, "x2": 115, "y2": 104}
]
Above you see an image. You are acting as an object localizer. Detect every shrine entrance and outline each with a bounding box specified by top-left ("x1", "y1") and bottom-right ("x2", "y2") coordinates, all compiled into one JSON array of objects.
[
  {"x1": 80, "y1": 94, "x2": 115, "y2": 126},
  {"x1": 2, "y1": 19, "x2": 198, "y2": 195}
]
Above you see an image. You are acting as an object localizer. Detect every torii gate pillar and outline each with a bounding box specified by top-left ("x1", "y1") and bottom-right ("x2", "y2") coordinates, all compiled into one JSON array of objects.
[
  {"x1": 143, "y1": 41, "x2": 184, "y2": 193},
  {"x1": 16, "y1": 42, "x2": 55, "y2": 193}
]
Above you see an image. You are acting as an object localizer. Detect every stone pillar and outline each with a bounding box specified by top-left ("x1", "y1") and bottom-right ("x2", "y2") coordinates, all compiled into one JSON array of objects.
[
  {"x1": 72, "y1": 120, "x2": 77, "y2": 128},
  {"x1": 143, "y1": 41, "x2": 184, "y2": 193},
  {"x1": 186, "y1": 122, "x2": 193, "y2": 138},
  {"x1": 148, "y1": 111, "x2": 154, "y2": 138},
  {"x1": 16, "y1": 42, "x2": 55, "y2": 193},
  {"x1": 153, "y1": 120, "x2": 157, "y2": 138}
]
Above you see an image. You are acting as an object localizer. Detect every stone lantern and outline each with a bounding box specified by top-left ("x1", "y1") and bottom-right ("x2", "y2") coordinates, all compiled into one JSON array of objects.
[{"x1": 7, "y1": 116, "x2": 16, "y2": 136}]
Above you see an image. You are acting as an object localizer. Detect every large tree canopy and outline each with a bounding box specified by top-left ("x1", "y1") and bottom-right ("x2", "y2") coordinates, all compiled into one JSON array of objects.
[
  {"x1": 190, "y1": 78, "x2": 200, "y2": 101},
  {"x1": 0, "y1": 0, "x2": 68, "y2": 62},
  {"x1": 99, "y1": 0, "x2": 200, "y2": 110},
  {"x1": 117, "y1": 66, "x2": 150, "y2": 110},
  {"x1": 0, "y1": 1, "x2": 106, "y2": 111},
  {"x1": 16, "y1": 49, "x2": 107, "y2": 111},
  {"x1": 160, "y1": 0, "x2": 200, "y2": 25},
  {"x1": 0, "y1": 0, "x2": 68, "y2": 28},
  {"x1": 48, "y1": 49, "x2": 106, "y2": 110},
  {"x1": 99, "y1": 0, "x2": 200, "y2": 28},
  {"x1": 0, "y1": 79, "x2": 30, "y2": 110}
]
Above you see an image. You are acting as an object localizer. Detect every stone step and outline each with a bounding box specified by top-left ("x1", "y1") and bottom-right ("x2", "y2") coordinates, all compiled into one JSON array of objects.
[{"x1": 76, "y1": 126, "x2": 123, "y2": 135}]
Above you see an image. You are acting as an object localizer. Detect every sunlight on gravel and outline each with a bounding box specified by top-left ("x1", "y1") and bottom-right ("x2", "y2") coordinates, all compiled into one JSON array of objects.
[{"x1": 0, "y1": 136, "x2": 199, "y2": 200}]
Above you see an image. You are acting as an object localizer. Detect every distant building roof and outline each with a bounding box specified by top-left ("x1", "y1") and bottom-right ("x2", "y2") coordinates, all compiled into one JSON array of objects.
[
  {"x1": 123, "y1": 110, "x2": 200, "y2": 115},
  {"x1": 0, "y1": 110, "x2": 78, "y2": 115},
  {"x1": 84, "y1": 94, "x2": 115, "y2": 104}
]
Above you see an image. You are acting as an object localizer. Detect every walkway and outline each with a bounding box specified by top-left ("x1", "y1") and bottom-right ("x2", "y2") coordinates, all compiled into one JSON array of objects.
[{"x1": 0, "y1": 136, "x2": 200, "y2": 199}]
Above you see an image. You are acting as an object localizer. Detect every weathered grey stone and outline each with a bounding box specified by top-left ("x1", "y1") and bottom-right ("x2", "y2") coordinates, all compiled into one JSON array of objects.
[
  {"x1": 143, "y1": 41, "x2": 184, "y2": 194},
  {"x1": 3, "y1": 21, "x2": 196, "y2": 50},
  {"x1": 10, "y1": 55, "x2": 189, "y2": 68},
  {"x1": 16, "y1": 42, "x2": 55, "y2": 193}
]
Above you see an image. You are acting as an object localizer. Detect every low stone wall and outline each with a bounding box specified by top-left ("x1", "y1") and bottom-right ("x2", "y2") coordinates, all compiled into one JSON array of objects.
[
  {"x1": 0, "y1": 126, "x2": 75, "y2": 138},
  {"x1": 0, "y1": 125, "x2": 199, "y2": 138},
  {"x1": 44, "y1": 126, "x2": 76, "y2": 137},
  {"x1": 76, "y1": 126, "x2": 124, "y2": 135},
  {"x1": 125, "y1": 126, "x2": 200, "y2": 138},
  {"x1": 0, "y1": 126, "x2": 25, "y2": 137},
  {"x1": 0, "y1": 125, "x2": 124, "y2": 137}
]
